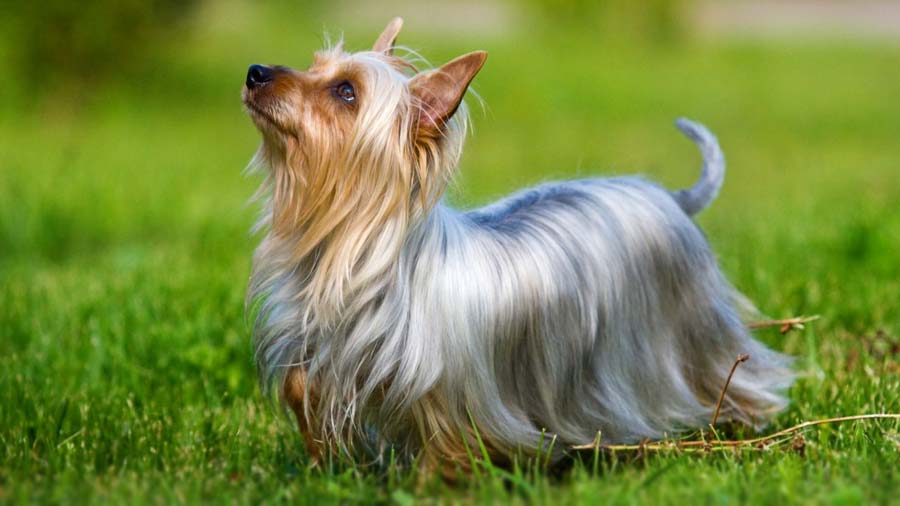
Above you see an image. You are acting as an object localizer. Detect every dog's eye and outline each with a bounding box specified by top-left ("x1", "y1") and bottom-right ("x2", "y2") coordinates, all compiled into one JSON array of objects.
[{"x1": 334, "y1": 81, "x2": 356, "y2": 103}]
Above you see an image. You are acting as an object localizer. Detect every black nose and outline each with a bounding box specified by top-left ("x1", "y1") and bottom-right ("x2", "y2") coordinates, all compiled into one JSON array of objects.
[{"x1": 246, "y1": 64, "x2": 274, "y2": 89}]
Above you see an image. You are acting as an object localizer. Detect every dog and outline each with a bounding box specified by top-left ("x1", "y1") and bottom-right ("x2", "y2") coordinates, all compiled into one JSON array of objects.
[{"x1": 242, "y1": 17, "x2": 793, "y2": 473}]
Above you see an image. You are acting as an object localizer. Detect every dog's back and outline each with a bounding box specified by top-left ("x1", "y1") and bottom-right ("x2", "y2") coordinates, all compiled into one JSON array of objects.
[{"x1": 398, "y1": 172, "x2": 792, "y2": 455}]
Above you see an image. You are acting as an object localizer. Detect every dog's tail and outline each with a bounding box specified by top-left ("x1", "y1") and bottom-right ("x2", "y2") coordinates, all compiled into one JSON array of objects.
[{"x1": 672, "y1": 118, "x2": 725, "y2": 216}]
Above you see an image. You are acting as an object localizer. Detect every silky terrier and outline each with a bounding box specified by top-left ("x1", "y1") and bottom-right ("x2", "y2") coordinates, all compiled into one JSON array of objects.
[{"x1": 242, "y1": 18, "x2": 792, "y2": 473}]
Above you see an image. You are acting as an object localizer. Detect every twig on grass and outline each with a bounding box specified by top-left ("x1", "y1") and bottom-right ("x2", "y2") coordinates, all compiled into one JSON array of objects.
[
  {"x1": 571, "y1": 414, "x2": 900, "y2": 452},
  {"x1": 747, "y1": 315, "x2": 821, "y2": 334},
  {"x1": 711, "y1": 354, "x2": 750, "y2": 427}
]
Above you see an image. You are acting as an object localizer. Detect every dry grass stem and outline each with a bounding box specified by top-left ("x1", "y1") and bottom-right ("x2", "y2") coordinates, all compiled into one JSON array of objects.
[
  {"x1": 572, "y1": 414, "x2": 900, "y2": 452},
  {"x1": 711, "y1": 353, "x2": 750, "y2": 427},
  {"x1": 747, "y1": 315, "x2": 821, "y2": 334}
]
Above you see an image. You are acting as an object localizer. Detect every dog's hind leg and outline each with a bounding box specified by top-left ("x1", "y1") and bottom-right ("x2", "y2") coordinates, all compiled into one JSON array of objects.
[{"x1": 679, "y1": 287, "x2": 795, "y2": 430}]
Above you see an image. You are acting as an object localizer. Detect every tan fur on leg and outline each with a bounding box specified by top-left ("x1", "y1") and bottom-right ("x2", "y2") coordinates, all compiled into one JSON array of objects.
[{"x1": 283, "y1": 367, "x2": 324, "y2": 463}]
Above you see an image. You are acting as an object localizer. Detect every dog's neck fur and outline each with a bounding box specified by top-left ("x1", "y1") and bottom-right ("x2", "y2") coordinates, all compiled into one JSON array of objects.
[{"x1": 255, "y1": 118, "x2": 463, "y2": 316}]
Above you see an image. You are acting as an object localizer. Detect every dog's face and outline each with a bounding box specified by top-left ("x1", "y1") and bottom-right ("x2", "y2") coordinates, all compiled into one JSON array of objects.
[
  {"x1": 242, "y1": 19, "x2": 487, "y2": 231},
  {"x1": 241, "y1": 52, "x2": 369, "y2": 152},
  {"x1": 242, "y1": 18, "x2": 485, "y2": 148}
]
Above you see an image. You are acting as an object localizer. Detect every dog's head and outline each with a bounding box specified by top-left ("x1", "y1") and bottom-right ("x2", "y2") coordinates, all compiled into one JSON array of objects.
[
  {"x1": 243, "y1": 18, "x2": 487, "y2": 237},
  {"x1": 244, "y1": 18, "x2": 486, "y2": 319}
]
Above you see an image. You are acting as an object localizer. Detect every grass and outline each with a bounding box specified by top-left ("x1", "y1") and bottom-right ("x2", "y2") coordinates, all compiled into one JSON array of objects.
[{"x1": 1, "y1": 3, "x2": 899, "y2": 503}]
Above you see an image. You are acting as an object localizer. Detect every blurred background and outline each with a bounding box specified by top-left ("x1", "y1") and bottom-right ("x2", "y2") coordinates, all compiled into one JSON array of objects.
[
  {"x1": 2, "y1": 0, "x2": 899, "y2": 259},
  {"x1": 1, "y1": 0, "x2": 898, "y2": 265},
  {"x1": 1, "y1": 1, "x2": 898, "y2": 498}
]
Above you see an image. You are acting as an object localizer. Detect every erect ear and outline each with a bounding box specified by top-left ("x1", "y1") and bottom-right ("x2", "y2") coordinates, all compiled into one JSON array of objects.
[
  {"x1": 409, "y1": 51, "x2": 487, "y2": 137},
  {"x1": 373, "y1": 17, "x2": 403, "y2": 55}
]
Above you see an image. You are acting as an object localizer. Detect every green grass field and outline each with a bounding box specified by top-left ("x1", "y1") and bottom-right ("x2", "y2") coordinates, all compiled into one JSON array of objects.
[{"x1": 1, "y1": 3, "x2": 899, "y2": 504}]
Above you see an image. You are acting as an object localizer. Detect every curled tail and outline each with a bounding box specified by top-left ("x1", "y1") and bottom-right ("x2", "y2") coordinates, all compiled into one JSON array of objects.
[{"x1": 672, "y1": 118, "x2": 726, "y2": 216}]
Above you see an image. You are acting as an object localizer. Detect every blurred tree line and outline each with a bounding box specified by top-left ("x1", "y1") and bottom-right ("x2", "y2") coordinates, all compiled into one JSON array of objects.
[
  {"x1": 5, "y1": 0, "x2": 201, "y2": 96},
  {"x1": 1, "y1": 0, "x2": 686, "y2": 102},
  {"x1": 527, "y1": 0, "x2": 688, "y2": 44}
]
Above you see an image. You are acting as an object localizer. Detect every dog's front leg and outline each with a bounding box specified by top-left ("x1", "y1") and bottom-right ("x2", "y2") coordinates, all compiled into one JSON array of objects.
[{"x1": 282, "y1": 367, "x2": 325, "y2": 464}]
